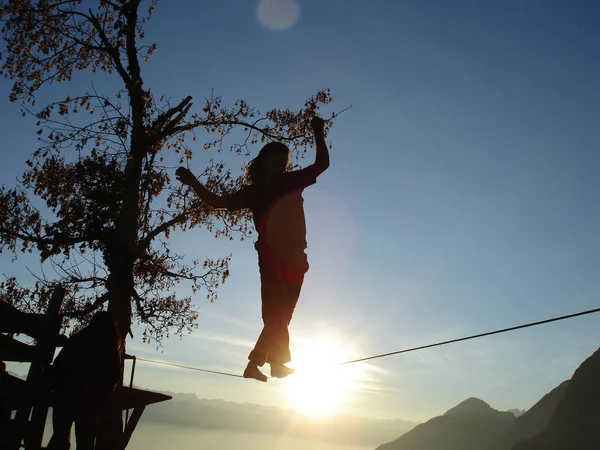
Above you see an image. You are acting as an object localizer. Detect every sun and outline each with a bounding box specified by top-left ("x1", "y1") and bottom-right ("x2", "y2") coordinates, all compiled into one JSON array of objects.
[{"x1": 283, "y1": 335, "x2": 366, "y2": 418}]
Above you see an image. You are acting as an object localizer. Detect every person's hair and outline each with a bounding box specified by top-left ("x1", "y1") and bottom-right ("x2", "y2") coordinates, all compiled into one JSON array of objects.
[
  {"x1": 89, "y1": 310, "x2": 120, "y2": 350},
  {"x1": 245, "y1": 142, "x2": 290, "y2": 185}
]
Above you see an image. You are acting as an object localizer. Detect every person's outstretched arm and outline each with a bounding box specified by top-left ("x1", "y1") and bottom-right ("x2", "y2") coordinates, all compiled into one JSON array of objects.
[
  {"x1": 176, "y1": 167, "x2": 243, "y2": 211},
  {"x1": 310, "y1": 116, "x2": 330, "y2": 176}
]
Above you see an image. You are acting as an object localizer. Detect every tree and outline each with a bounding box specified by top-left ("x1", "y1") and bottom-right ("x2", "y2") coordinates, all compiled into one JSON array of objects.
[{"x1": 0, "y1": 0, "x2": 336, "y2": 347}]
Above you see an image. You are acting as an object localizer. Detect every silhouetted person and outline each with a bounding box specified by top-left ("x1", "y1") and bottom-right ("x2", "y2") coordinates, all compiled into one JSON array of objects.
[
  {"x1": 177, "y1": 116, "x2": 330, "y2": 382},
  {"x1": 47, "y1": 311, "x2": 121, "y2": 450}
]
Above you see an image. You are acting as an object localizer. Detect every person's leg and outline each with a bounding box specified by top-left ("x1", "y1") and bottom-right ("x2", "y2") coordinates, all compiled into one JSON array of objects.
[
  {"x1": 72, "y1": 392, "x2": 101, "y2": 450},
  {"x1": 74, "y1": 414, "x2": 96, "y2": 450},
  {"x1": 268, "y1": 279, "x2": 303, "y2": 378},
  {"x1": 248, "y1": 326, "x2": 269, "y2": 368},
  {"x1": 246, "y1": 251, "x2": 306, "y2": 380},
  {"x1": 94, "y1": 409, "x2": 123, "y2": 450},
  {"x1": 245, "y1": 256, "x2": 279, "y2": 382},
  {"x1": 47, "y1": 404, "x2": 74, "y2": 450},
  {"x1": 245, "y1": 325, "x2": 269, "y2": 382}
]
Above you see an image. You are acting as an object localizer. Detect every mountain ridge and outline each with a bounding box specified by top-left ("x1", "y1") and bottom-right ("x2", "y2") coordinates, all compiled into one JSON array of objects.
[
  {"x1": 373, "y1": 346, "x2": 600, "y2": 450},
  {"x1": 375, "y1": 397, "x2": 515, "y2": 450},
  {"x1": 489, "y1": 380, "x2": 570, "y2": 450},
  {"x1": 512, "y1": 347, "x2": 600, "y2": 450}
]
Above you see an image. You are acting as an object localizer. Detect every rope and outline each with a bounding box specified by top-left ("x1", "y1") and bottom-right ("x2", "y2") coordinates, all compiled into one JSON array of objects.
[
  {"x1": 134, "y1": 305, "x2": 600, "y2": 378},
  {"x1": 137, "y1": 357, "x2": 245, "y2": 378},
  {"x1": 339, "y1": 306, "x2": 600, "y2": 365}
]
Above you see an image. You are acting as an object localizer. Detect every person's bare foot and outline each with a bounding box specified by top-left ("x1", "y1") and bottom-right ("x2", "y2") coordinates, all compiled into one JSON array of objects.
[
  {"x1": 243, "y1": 363, "x2": 268, "y2": 382},
  {"x1": 270, "y1": 364, "x2": 295, "y2": 379}
]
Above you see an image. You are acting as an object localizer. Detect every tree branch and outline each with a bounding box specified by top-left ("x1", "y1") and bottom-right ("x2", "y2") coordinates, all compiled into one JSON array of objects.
[
  {"x1": 10, "y1": 230, "x2": 85, "y2": 250},
  {"x1": 132, "y1": 288, "x2": 149, "y2": 322},
  {"x1": 148, "y1": 96, "x2": 193, "y2": 146},
  {"x1": 138, "y1": 213, "x2": 187, "y2": 253},
  {"x1": 86, "y1": 9, "x2": 131, "y2": 87},
  {"x1": 64, "y1": 291, "x2": 110, "y2": 318}
]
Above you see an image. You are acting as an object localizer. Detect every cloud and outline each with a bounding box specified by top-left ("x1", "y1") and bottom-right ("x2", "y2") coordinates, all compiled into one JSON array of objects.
[
  {"x1": 136, "y1": 357, "x2": 189, "y2": 373},
  {"x1": 188, "y1": 330, "x2": 255, "y2": 349},
  {"x1": 199, "y1": 309, "x2": 256, "y2": 332},
  {"x1": 361, "y1": 362, "x2": 390, "y2": 375},
  {"x1": 256, "y1": 0, "x2": 300, "y2": 31}
]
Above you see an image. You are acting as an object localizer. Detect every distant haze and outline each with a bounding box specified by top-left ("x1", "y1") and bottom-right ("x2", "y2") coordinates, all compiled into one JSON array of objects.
[{"x1": 139, "y1": 392, "x2": 418, "y2": 447}]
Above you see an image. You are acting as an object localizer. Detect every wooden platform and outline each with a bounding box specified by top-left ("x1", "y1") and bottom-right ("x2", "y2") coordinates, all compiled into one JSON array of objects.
[
  {"x1": 0, "y1": 376, "x2": 172, "y2": 450},
  {"x1": 1, "y1": 290, "x2": 172, "y2": 449}
]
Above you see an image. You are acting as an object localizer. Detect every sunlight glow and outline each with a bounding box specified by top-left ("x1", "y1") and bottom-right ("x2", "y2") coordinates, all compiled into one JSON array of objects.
[
  {"x1": 283, "y1": 334, "x2": 367, "y2": 418},
  {"x1": 256, "y1": 0, "x2": 300, "y2": 31}
]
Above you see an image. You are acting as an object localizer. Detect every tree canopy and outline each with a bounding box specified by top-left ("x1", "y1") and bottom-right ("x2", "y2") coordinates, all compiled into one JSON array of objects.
[{"x1": 0, "y1": 0, "x2": 336, "y2": 345}]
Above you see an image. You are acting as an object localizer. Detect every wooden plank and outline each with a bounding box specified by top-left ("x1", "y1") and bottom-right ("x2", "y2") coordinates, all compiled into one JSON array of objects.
[
  {"x1": 0, "y1": 302, "x2": 48, "y2": 340},
  {"x1": 0, "y1": 335, "x2": 43, "y2": 363},
  {"x1": 110, "y1": 386, "x2": 171, "y2": 411},
  {"x1": 122, "y1": 406, "x2": 145, "y2": 449},
  {"x1": 33, "y1": 386, "x2": 171, "y2": 409}
]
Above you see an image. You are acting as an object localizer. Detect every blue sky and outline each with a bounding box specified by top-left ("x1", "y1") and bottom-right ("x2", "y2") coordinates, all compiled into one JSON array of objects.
[{"x1": 2, "y1": 0, "x2": 600, "y2": 422}]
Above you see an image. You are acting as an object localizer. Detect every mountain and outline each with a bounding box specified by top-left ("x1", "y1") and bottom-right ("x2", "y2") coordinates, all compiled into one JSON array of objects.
[
  {"x1": 140, "y1": 392, "x2": 418, "y2": 446},
  {"x1": 490, "y1": 381, "x2": 569, "y2": 450},
  {"x1": 375, "y1": 397, "x2": 515, "y2": 450},
  {"x1": 444, "y1": 397, "x2": 495, "y2": 417},
  {"x1": 507, "y1": 409, "x2": 526, "y2": 418},
  {"x1": 512, "y1": 347, "x2": 600, "y2": 450}
]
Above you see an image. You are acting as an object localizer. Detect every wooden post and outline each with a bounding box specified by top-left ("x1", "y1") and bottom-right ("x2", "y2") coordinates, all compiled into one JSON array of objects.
[
  {"x1": 14, "y1": 286, "x2": 65, "y2": 450},
  {"x1": 122, "y1": 405, "x2": 145, "y2": 449}
]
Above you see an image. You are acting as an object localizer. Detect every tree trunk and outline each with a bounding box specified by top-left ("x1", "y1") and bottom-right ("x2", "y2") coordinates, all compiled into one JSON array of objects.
[{"x1": 106, "y1": 266, "x2": 134, "y2": 355}]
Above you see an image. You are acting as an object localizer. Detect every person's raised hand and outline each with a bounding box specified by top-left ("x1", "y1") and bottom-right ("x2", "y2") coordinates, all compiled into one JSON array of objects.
[{"x1": 310, "y1": 116, "x2": 325, "y2": 135}]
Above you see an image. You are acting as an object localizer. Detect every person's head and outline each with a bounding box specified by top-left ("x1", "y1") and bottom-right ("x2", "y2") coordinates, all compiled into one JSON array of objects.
[
  {"x1": 88, "y1": 311, "x2": 119, "y2": 345},
  {"x1": 245, "y1": 142, "x2": 290, "y2": 185}
]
